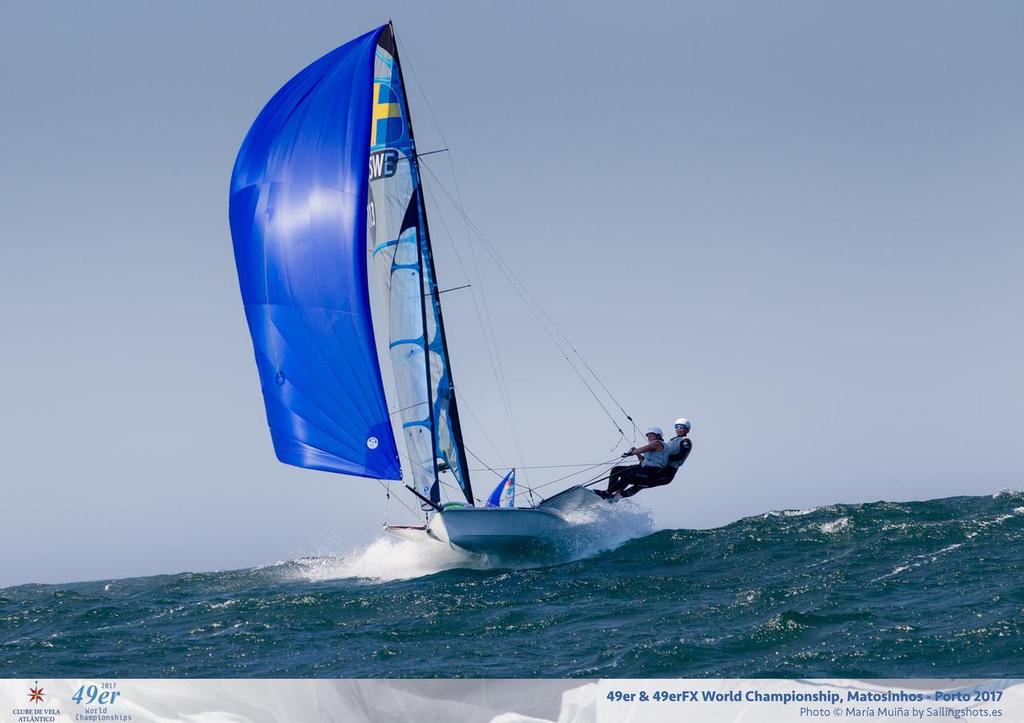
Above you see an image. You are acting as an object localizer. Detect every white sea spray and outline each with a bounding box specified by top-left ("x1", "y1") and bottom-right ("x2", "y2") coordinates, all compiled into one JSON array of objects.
[
  {"x1": 819, "y1": 517, "x2": 850, "y2": 534},
  {"x1": 281, "y1": 497, "x2": 654, "y2": 584}
]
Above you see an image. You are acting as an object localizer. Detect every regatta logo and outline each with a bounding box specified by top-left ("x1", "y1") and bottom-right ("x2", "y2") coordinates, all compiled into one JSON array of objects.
[
  {"x1": 369, "y1": 149, "x2": 399, "y2": 181},
  {"x1": 10, "y1": 681, "x2": 62, "y2": 723}
]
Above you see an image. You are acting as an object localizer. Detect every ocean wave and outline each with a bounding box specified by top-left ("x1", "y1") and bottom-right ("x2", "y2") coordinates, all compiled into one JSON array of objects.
[
  {"x1": 819, "y1": 517, "x2": 850, "y2": 534},
  {"x1": 765, "y1": 508, "x2": 819, "y2": 518},
  {"x1": 3, "y1": 492, "x2": 1022, "y2": 678}
]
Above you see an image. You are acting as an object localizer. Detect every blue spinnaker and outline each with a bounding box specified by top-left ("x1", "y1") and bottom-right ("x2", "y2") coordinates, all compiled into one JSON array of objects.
[
  {"x1": 486, "y1": 470, "x2": 516, "y2": 508},
  {"x1": 229, "y1": 25, "x2": 401, "y2": 480}
]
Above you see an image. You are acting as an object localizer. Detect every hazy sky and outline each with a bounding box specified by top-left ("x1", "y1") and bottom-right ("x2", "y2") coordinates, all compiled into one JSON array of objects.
[{"x1": 2, "y1": 1, "x2": 1021, "y2": 587}]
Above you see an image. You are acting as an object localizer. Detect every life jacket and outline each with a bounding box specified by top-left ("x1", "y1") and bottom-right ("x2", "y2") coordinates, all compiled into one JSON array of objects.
[
  {"x1": 639, "y1": 439, "x2": 669, "y2": 468},
  {"x1": 665, "y1": 436, "x2": 692, "y2": 470},
  {"x1": 641, "y1": 437, "x2": 690, "y2": 485}
]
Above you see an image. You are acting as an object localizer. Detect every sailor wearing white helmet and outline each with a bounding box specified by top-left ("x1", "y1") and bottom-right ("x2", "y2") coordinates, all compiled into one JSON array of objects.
[
  {"x1": 596, "y1": 426, "x2": 668, "y2": 499},
  {"x1": 663, "y1": 418, "x2": 692, "y2": 473},
  {"x1": 596, "y1": 418, "x2": 693, "y2": 499}
]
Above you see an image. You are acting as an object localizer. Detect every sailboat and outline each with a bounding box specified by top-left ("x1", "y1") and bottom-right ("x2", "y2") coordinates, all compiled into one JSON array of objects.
[{"x1": 228, "y1": 22, "x2": 608, "y2": 557}]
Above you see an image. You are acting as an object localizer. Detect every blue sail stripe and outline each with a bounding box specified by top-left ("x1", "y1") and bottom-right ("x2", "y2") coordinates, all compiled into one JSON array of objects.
[
  {"x1": 371, "y1": 239, "x2": 400, "y2": 256},
  {"x1": 389, "y1": 337, "x2": 425, "y2": 348}
]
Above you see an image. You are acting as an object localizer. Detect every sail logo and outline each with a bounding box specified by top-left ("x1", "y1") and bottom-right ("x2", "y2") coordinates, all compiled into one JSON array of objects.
[
  {"x1": 371, "y1": 82, "x2": 404, "y2": 148},
  {"x1": 369, "y1": 149, "x2": 399, "y2": 181}
]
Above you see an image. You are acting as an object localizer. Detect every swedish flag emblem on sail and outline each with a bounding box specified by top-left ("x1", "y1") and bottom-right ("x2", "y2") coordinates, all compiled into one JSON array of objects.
[{"x1": 371, "y1": 82, "x2": 404, "y2": 148}]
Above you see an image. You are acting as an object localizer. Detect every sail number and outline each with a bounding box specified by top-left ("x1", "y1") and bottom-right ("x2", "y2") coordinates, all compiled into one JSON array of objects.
[{"x1": 369, "y1": 149, "x2": 398, "y2": 181}]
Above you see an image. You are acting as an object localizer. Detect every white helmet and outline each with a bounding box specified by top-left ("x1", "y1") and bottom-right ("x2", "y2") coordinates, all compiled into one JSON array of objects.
[
  {"x1": 674, "y1": 418, "x2": 691, "y2": 430},
  {"x1": 645, "y1": 426, "x2": 664, "y2": 438}
]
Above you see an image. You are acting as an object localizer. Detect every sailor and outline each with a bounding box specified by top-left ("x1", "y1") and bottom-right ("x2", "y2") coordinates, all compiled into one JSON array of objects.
[
  {"x1": 596, "y1": 427, "x2": 668, "y2": 499},
  {"x1": 602, "y1": 418, "x2": 692, "y2": 499},
  {"x1": 664, "y1": 418, "x2": 692, "y2": 474}
]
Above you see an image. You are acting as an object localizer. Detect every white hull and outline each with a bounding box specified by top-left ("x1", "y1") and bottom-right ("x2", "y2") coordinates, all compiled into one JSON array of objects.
[{"x1": 386, "y1": 486, "x2": 606, "y2": 556}]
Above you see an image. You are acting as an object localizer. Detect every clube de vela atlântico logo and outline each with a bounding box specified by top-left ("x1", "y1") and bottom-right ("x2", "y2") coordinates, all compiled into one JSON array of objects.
[{"x1": 9, "y1": 680, "x2": 62, "y2": 723}]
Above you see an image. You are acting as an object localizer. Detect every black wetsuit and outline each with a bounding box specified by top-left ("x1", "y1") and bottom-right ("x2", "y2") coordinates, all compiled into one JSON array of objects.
[
  {"x1": 598, "y1": 439, "x2": 667, "y2": 498},
  {"x1": 605, "y1": 464, "x2": 663, "y2": 497}
]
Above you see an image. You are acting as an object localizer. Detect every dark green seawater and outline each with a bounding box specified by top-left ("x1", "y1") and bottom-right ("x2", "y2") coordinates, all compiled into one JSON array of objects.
[{"x1": 2, "y1": 492, "x2": 1022, "y2": 677}]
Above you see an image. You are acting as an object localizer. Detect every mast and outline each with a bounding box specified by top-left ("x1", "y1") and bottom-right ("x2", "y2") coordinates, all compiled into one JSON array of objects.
[{"x1": 386, "y1": 22, "x2": 475, "y2": 505}]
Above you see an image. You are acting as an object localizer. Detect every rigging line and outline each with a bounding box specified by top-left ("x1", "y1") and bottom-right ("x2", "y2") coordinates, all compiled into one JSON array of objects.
[
  {"x1": 463, "y1": 443, "x2": 538, "y2": 505},
  {"x1": 395, "y1": 35, "x2": 631, "y2": 480},
  {"x1": 417, "y1": 157, "x2": 622, "y2": 421},
  {"x1": 464, "y1": 441, "x2": 608, "y2": 500},
  {"x1": 468, "y1": 462, "x2": 613, "y2": 471},
  {"x1": 539, "y1": 460, "x2": 614, "y2": 489},
  {"x1": 528, "y1": 457, "x2": 621, "y2": 493},
  {"x1": 435, "y1": 475, "x2": 485, "y2": 507},
  {"x1": 375, "y1": 478, "x2": 420, "y2": 519},
  {"x1": 421, "y1": 165, "x2": 624, "y2": 444},
  {"x1": 462, "y1": 443, "x2": 550, "y2": 501},
  {"x1": 424, "y1": 196, "x2": 519, "y2": 473},
  {"x1": 432, "y1": 283, "x2": 472, "y2": 295},
  {"x1": 463, "y1": 443, "x2": 504, "y2": 479},
  {"x1": 454, "y1": 393, "x2": 507, "y2": 469},
  {"x1": 392, "y1": 32, "x2": 454, "y2": 164},
  {"x1": 455, "y1": 197, "x2": 532, "y2": 485},
  {"x1": 417, "y1": 160, "x2": 638, "y2": 441},
  {"x1": 483, "y1": 235, "x2": 639, "y2": 439},
  {"x1": 391, "y1": 444, "x2": 473, "y2": 508},
  {"x1": 423, "y1": 179, "x2": 525, "y2": 478},
  {"x1": 393, "y1": 34, "x2": 532, "y2": 485},
  {"x1": 500, "y1": 272, "x2": 639, "y2": 439},
  {"x1": 389, "y1": 400, "x2": 428, "y2": 417},
  {"x1": 440, "y1": 219, "x2": 528, "y2": 483},
  {"x1": 607, "y1": 427, "x2": 626, "y2": 454}
]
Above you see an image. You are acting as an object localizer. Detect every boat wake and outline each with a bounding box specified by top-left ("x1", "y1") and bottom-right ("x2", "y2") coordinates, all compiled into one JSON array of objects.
[
  {"x1": 282, "y1": 495, "x2": 655, "y2": 583},
  {"x1": 281, "y1": 538, "x2": 486, "y2": 583}
]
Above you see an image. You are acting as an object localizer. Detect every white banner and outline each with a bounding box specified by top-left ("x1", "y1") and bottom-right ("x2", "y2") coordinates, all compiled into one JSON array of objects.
[{"x1": 2, "y1": 679, "x2": 1020, "y2": 723}]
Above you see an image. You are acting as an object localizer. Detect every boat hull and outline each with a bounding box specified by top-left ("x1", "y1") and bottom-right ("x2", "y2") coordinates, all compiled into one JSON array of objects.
[
  {"x1": 430, "y1": 507, "x2": 566, "y2": 554},
  {"x1": 405, "y1": 486, "x2": 605, "y2": 556}
]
